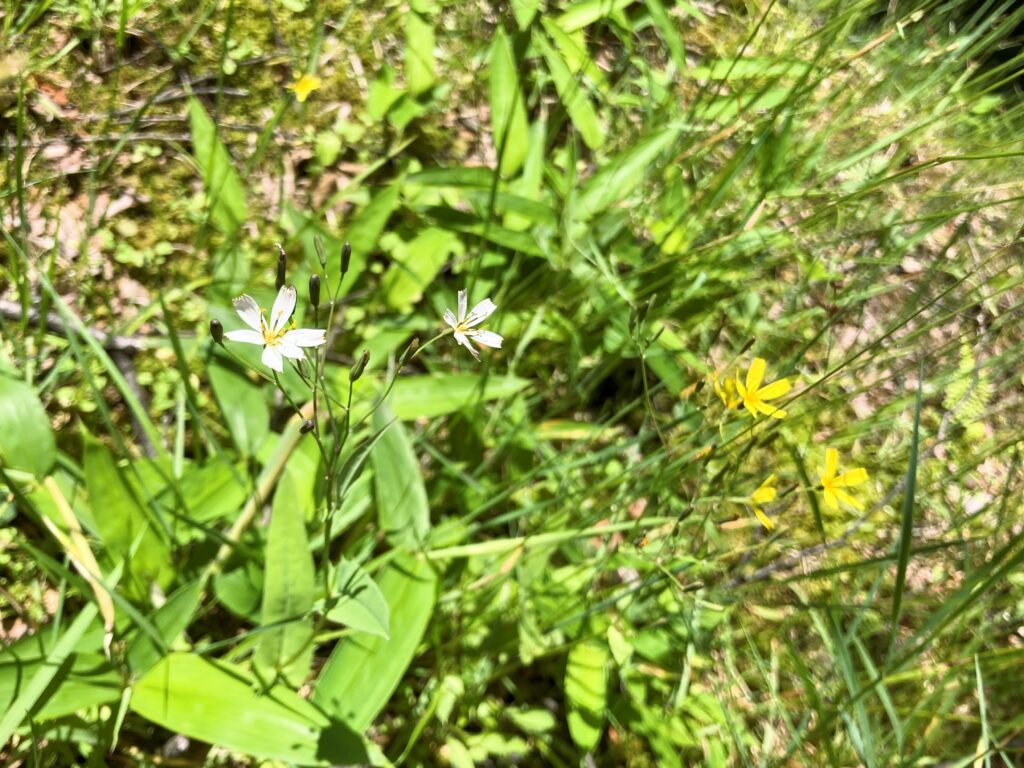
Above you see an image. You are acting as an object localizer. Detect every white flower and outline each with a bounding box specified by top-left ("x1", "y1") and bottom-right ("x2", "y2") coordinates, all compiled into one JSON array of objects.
[
  {"x1": 224, "y1": 285, "x2": 326, "y2": 372},
  {"x1": 442, "y1": 289, "x2": 503, "y2": 360}
]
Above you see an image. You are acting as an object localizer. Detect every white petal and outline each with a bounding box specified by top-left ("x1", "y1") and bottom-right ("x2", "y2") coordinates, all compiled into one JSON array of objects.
[
  {"x1": 469, "y1": 329, "x2": 503, "y2": 349},
  {"x1": 224, "y1": 329, "x2": 264, "y2": 345},
  {"x1": 464, "y1": 298, "x2": 496, "y2": 327},
  {"x1": 453, "y1": 331, "x2": 480, "y2": 360},
  {"x1": 270, "y1": 285, "x2": 297, "y2": 333},
  {"x1": 277, "y1": 340, "x2": 306, "y2": 360},
  {"x1": 262, "y1": 344, "x2": 284, "y2": 372},
  {"x1": 457, "y1": 290, "x2": 468, "y2": 322},
  {"x1": 281, "y1": 328, "x2": 326, "y2": 348},
  {"x1": 232, "y1": 295, "x2": 262, "y2": 331},
  {"x1": 442, "y1": 309, "x2": 458, "y2": 330}
]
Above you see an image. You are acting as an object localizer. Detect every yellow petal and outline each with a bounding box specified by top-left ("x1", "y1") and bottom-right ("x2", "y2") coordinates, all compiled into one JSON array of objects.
[
  {"x1": 822, "y1": 488, "x2": 839, "y2": 511},
  {"x1": 756, "y1": 377, "x2": 791, "y2": 401},
  {"x1": 834, "y1": 488, "x2": 864, "y2": 510},
  {"x1": 744, "y1": 401, "x2": 761, "y2": 419},
  {"x1": 734, "y1": 370, "x2": 747, "y2": 398},
  {"x1": 822, "y1": 448, "x2": 838, "y2": 483},
  {"x1": 753, "y1": 400, "x2": 785, "y2": 419},
  {"x1": 751, "y1": 474, "x2": 778, "y2": 504},
  {"x1": 834, "y1": 467, "x2": 868, "y2": 488},
  {"x1": 746, "y1": 357, "x2": 766, "y2": 392},
  {"x1": 754, "y1": 507, "x2": 775, "y2": 530}
]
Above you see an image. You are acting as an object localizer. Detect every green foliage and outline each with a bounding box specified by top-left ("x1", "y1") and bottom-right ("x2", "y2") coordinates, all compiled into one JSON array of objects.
[{"x1": 2, "y1": 0, "x2": 1024, "y2": 764}]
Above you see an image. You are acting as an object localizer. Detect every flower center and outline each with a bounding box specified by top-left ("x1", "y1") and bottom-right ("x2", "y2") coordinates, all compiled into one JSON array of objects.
[{"x1": 260, "y1": 315, "x2": 286, "y2": 346}]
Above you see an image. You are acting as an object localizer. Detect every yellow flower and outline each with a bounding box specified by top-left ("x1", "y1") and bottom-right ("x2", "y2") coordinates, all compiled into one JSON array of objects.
[
  {"x1": 749, "y1": 474, "x2": 778, "y2": 529},
  {"x1": 735, "y1": 357, "x2": 791, "y2": 419},
  {"x1": 819, "y1": 448, "x2": 869, "y2": 511},
  {"x1": 712, "y1": 372, "x2": 741, "y2": 409},
  {"x1": 287, "y1": 73, "x2": 321, "y2": 103}
]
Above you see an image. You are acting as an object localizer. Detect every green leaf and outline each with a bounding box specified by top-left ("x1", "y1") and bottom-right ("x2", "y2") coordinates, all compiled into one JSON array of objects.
[
  {"x1": 83, "y1": 434, "x2": 173, "y2": 601},
  {"x1": 324, "y1": 559, "x2": 390, "y2": 638},
  {"x1": 188, "y1": 98, "x2": 248, "y2": 236},
  {"x1": 564, "y1": 641, "x2": 608, "y2": 750},
  {"x1": 556, "y1": 0, "x2": 634, "y2": 32},
  {"x1": 490, "y1": 28, "x2": 529, "y2": 176},
  {"x1": 405, "y1": 10, "x2": 435, "y2": 96},
  {"x1": 407, "y1": 166, "x2": 496, "y2": 188},
  {"x1": 126, "y1": 579, "x2": 203, "y2": 675},
  {"x1": 510, "y1": 0, "x2": 541, "y2": 29},
  {"x1": 255, "y1": 470, "x2": 316, "y2": 688},
  {"x1": 371, "y1": 403, "x2": 430, "y2": 546},
  {"x1": 312, "y1": 554, "x2": 437, "y2": 730},
  {"x1": 207, "y1": 357, "x2": 269, "y2": 458},
  {"x1": 0, "y1": 603, "x2": 102, "y2": 742},
  {"x1": 380, "y1": 227, "x2": 463, "y2": 312},
  {"x1": 386, "y1": 373, "x2": 529, "y2": 420},
  {"x1": 132, "y1": 652, "x2": 367, "y2": 765},
  {"x1": 890, "y1": 361, "x2": 924, "y2": 655},
  {"x1": 0, "y1": 373, "x2": 55, "y2": 478},
  {"x1": 574, "y1": 124, "x2": 681, "y2": 220},
  {"x1": 534, "y1": 31, "x2": 605, "y2": 150}
]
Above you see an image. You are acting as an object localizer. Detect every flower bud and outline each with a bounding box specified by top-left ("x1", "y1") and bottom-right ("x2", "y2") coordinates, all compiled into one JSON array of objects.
[
  {"x1": 340, "y1": 241, "x2": 351, "y2": 276},
  {"x1": 210, "y1": 319, "x2": 224, "y2": 344},
  {"x1": 350, "y1": 349, "x2": 370, "y2": 381},
  {"x1": 399, "y1": 337, "x2": 419, "y2": 366},
  {"x1": 309, "y1": 274, "x2": 321, "y2": 308},
  {"x1": 300, "y1": 419, "x2": 316, "y2": 434},
  {"x1": 275, "y1": 244, "x2": 287, "y2": 291},
  {"x1": 314, "y1": 235, "x2": 327, "y2": 269}
]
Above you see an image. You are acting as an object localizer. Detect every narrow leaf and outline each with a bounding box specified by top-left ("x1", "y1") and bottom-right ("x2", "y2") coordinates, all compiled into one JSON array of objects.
[
  {"x1": 491, "y1": 27, "x2": 529, "y2": 176},
  {"x1": 188, "y1": 98, "x2": 248, "y2": 236},
  {"x1": 565, "y1": 641, "x2": 608, "y2": 750},
  {"x1": 371, "y1": 403, "x2": 430, "y2": 546}
]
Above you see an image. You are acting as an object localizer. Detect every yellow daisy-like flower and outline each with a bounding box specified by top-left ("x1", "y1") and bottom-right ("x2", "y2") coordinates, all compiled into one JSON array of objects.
[
  {"x1": 749, "y1": 474, "x2": 778, "y2": 529},
  {"x1": 287, "y1": 73, "x2": 321, "y2": 103},
  {"x1": 735, "y1": 357, "x2": 791, "y2": 419},
  {"x1": 819, "y1": 448, "x2": 869, "y2": 511}
]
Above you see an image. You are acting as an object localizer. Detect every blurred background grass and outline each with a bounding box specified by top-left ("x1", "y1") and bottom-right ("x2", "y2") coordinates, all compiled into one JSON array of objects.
[{"x1": 2, "y1": 0, "x2": 1024, "y2": 765}]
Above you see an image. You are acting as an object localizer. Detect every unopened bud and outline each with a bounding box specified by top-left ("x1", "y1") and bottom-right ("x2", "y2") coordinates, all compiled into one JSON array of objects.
[
  {"x1": 399, "y1": 337, "x2": 420, "y2": 366},
  {"x1": 350, "y1": 349, "x2": 370, "y2": 381},
  {"x1": 340, "y1": 241, "x2": 351, "y2": 275},
  {"x1": 275, "y1": 244, "x2": 287, "y2": 290},
  {"x1": 210, "y1": 319, "x2": 224, "y2": 344},
  {"x1": 314, "y1": 235, "x2": 327, "y2": 269},
  {"x1": 309, "y1": 274, "x2": 321, "y2": 308},
  {"x1": 300, "y1": 419, "x2": 315, "y2": 434}
]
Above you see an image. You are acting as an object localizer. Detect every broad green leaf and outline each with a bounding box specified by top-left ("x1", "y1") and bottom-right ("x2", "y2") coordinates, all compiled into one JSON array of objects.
[
  {"x1": 169, "y1": 460, "x2": 247, "y2": 524},
  {"x1": 312, "y1": 554, "x2": 437, "y2": 730},
  {"x1": 556, "y1": 0, "x2": 634, "y2": 32},
  {"x1": 541, "y1": 18, "x2": 607, "y2": 91},
  {"x1": 491, "y1": 28, "x2": 529, "y2": 176},
  {"x1": 127, "y1": 579, "x2": 203, "y2": 675},
  {"x1": 367, "y1": 63, "x2": 403, "y2": 119},
  {"x1": 83, "y1": 434, "x2": 173, "y2": 601},
  {"x1": 0, "y1": 373, "x2": 55, "y2": 478},
  {"x1": 188, "y1": 98, "x2": 248, "y2": 236},
  {"x1": 206, "y1": 356, "x2": 268, "y2": 458},
  {"x1": 380, "y1": 227, "x2": 463, "y2": 311},
  {"x1": 405, "y1": 10, "x2": 435, "y2": 95},
  {"x1": 423, "y1": 205, "x2": 545, "y2": 256},
  {"x1": 371, "y1": 403, "x2": 430, "y2": 546},
  {"x1": 574, "y1": 125, "x2": 681, "y2": 219},
  {"x1": 506, "y1": 118, "x2": 547, "y2": 230},
  {"x1": 132, "y1": 652, "x2": 367, "y2": 765},
  {"x1": 386, "y1": 374, "x2": 529, "y2": 420},
  {"x1": 255, "y1": 470, "x2": 316, "y2": 688},
  {"x1": 565, "y1": 641, "x2": 608, "y2": 750},
  {"x1": 324, "y1": 558, "x2": 390, "y2": 638},
  {"x1": 534, "y1": 32, "x2": 605, "y2": 149}
]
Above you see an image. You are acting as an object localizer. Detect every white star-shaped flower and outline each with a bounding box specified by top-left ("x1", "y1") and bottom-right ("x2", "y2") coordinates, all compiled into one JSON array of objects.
[
  {"x1": 442, "y1": 289, "x2": 503, "y2": 361},
  {"x1": 224, "y1": 285, "x2": 326, "y2": 372}
]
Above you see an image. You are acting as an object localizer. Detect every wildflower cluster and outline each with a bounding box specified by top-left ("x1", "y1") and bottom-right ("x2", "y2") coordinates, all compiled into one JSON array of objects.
[{"x1": 711, "y1": 356, "x2": 870, "y2": 530}]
